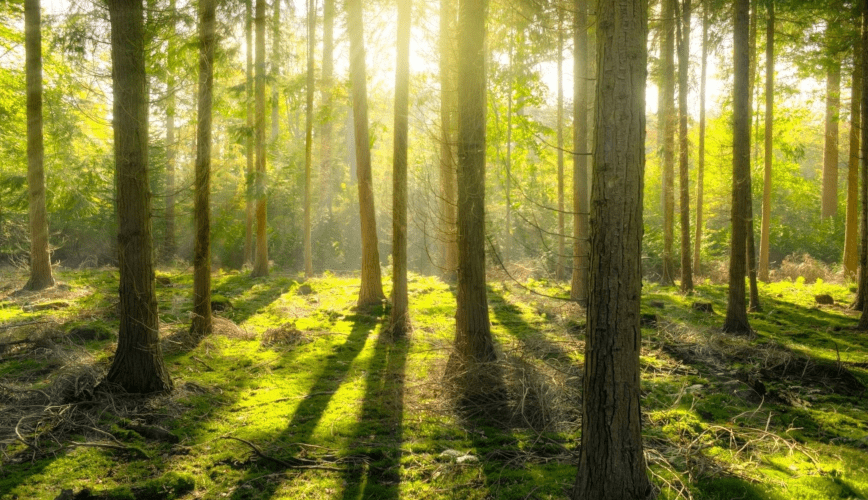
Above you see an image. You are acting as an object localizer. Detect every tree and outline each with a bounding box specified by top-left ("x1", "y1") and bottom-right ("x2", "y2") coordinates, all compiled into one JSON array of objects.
[
  {"x1": 572, "y1": 0, "x2": 652, "y2": 497},
  {"x1": 191, "y1": 0, "x2": 215, "y2": 340},
  {"x1": 745, "y1": 0, "x2": 760, "y2": 312},
  {"x1": 243, "y1": 0, "x2": 254, "y2": 267},
  {"x1": 303, "y1": 0, "x2": 314, "y2": 277},
  {"x1": 105, "y1": 0, "x2": 172, "y2": 393},
  {"x1": 556, "y1": 8, "x2": 566, "y2": 281},
  {"x1": 270, "y1": 0, "x2": 280, "y2": 144},
  {"x1": 319, "y1": 0, "x2": 335, "y2": 214},
  {"x1": 570, "y1": 0, "x2": 588, "y2": 304},
  {"x1": 439, "y1": 0, "x2": 458, "y2": 280},
  {"x1": 390, "y1": 0, "x2": 411, "y2": 337},
  {"x1": 348, "y1": 0, "x2": 385, "y2": 307},
  {"x1": 723, "y1": 0, "x2": 752, "y2": 335},
  {"x1": 24, "y1": 0, "x2": 54, "y2": 291},
  {"x1": 163, "y1": 0, "x2": 177, "y2": 262},
  {"x1": 759, "y1": 0, "x2": 774, "y2": 282},
  {"x1": 693, "y1": 4, "x2": 708, "y2": 275},
  {"x1": 676, "y1": 0, "x2": 693, "y2": 293},
  {"x1": 661, "y1": 0, "x2": 677, "y2": 285},
  {"x1": 251, "y1": 0, "x2": 268, "y2": 277},
  {"x1": 450, "y1": 0, "x2": 496, "y2": 378},
  {"x1": 844, "y1": 28, "x2": 862, "y2": 280},
  {"x1": 859, "y1": 0, "x2": 868, "y2": 329},
  {"x1": 822, "y1": 53, "x2": 841, "y2": 218}
]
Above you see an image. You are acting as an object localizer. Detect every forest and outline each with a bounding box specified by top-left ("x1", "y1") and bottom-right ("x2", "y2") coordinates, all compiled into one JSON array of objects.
[{"x1": 2, "y1": 0, "x2": 868, "y2": 498}]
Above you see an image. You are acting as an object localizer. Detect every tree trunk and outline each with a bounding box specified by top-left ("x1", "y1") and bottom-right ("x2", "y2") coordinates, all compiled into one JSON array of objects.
[
  {"x1": 759, "y1": 0, "x2": 774, "y2": 282},
  {"x1": 450, "y1": 0, "x2": 496, "y2": 375},
  {"x1": 693, "y1": 5, "x2": 707, "y2": 275},
  {"x1": 348, "y1": 0, "x2": 385, "y2": 307},
  {"x1": 303, "y1": 0, "x2": 314, "y2": 277},
  {"x1": 105, "y1": 0, "x2": 171, "y2": 393},
  {"x1": 439, "y1": 0, "x2": 458, "y2": 280},
  {"x1": 319, "y1": 0, "x2": 334, "y2": 214},
  {"x1": 390, "y1": 0, "x2": 411, "y2": 338},
  {"x1": 556, "y1": 9, "x2": 566, "y2": 281},
  {"x1": 572, "y1": 1, "x2": 652, "y2": 497},
  {"x1": 845, "y1": 34, "x2": 862, "y2": 281},
  {"x1": 858, "y1": 0, "x2": 868, "y2": 328},
  {"x1": 570, "y1": 0, "x2": 588, "y2": 304},
  {"x1": 823, "y1": 56, "x2": 841, "y2": 218},
  {"x1": 191, "y1": 0, "x2": 215, "y2": 340},
  {"x1": 505, "y1": 36, "x2": 513, "y2": 264},
  {"x1": 24, "y1": 0, "x2": 54, "y2": 291},
  {"x1": 661, "y1": 0, "x2": 676, "y2": 285},
  {"x1": 724, "y1": 0, "x2": 752, "y2": 335},
  {"x1": 676, "y1": 0, "x2": 692, "y2": 293},
  {"x1": 164, "y1": 0, "x2": 176, "y2": 262},
  {"x1": 745, "y1": 0, "x2": 760, "y2": 312},
  {"x1": 271, "y1": 0, "x2": 280, "y2": 145},
  {"x1": 251, "y1": 0, "x2": 269, "y2": 277},
  {"x1": 243, "y1": 0, "x2": 254, "y2": 267}
]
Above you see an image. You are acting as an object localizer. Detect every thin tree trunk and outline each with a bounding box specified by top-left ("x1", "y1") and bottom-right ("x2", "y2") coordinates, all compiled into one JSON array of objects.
[
  {"x1": 693, "y1": 5, "x2": 707, "y2": 275},
  {"x1": 251, "y1": 0, "x2": 269, "y2": 277},
  {"x1": 348, "y1": 0, "x2": 385, "y2": 306},
  {"x1": 746, "y1": 0, "x2": 760, "y2": 312},
  {"x1": 319, "y1": 0, "x2": 334, "y2": 214},
  {"x1": 572, "y1": 0, "x2": 652, "y2": 497},
  {"x1": 823, "y1": 57, "x2": 842, "y2": 218},
  {"x1": 164, "y1": 0, "x2": 176, "y2": 262},
  {"x1": 105, "y1": 0, "x2": 171, "y2": 393},
  {"x1": 24, "y1": 0, "x2": 54, "y2": 291},
  {"x1": 759, "y1": 0, "x2": 774, "y2": 282},
  {"x1": 390, "y1": 0, "x2": 411, "y2": 337},
  {"x1": 271, "y1": 0, "x2": 280, "y2": 145},
  {"x1": 570, "y1": 0, "x2": 588, "y2": 304},
  {"x1": 556, "y1": 9, "x2": 566, "y2": 281},
  {"x1": 845, "y1": 34, "x2": 862, "y2": 281},
  {"x1": 676, "y1": 0, "x2": 692, "y2": 293},
  {"x1": 505, "y1": 36, "x2": 513, "y2": 264},
  {"x1": 724, "y1": 0, "x2": 752, "y2": 335},
  {"x1": 303, "y1": 0, "x2": 314, "y2": 277},
  {"x1": 439, "y1": 0, "x2": 458, "y2": 280},
  {"x1": 191, "y1": 0, "x2": 215, "y2": 340},
  {"x1": 243, "y1": 0, "x2": 254, "y2": 267},
  {"x1": 661, "y1": 0, "x2": 676, "y2": 285}
]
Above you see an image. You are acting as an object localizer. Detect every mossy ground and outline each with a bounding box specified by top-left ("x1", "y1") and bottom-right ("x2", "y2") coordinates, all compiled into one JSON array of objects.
[{"x1": 1, "y1": 268, "x2": 867, "y2": 499}]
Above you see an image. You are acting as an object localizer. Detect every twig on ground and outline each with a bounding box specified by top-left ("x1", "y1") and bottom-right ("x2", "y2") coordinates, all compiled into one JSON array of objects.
[{"x1": 220, "y1": 435, "x2": 343, "y2": 471}]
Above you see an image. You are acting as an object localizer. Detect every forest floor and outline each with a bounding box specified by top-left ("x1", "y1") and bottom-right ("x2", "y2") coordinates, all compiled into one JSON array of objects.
[{"x1": 1, "y1": 266, "x2": 867, "y2": 499}]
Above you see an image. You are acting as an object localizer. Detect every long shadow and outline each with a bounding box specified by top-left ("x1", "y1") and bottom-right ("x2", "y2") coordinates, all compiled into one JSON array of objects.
[
  {"x1": 488, "y1": 290, "x2": 577, "y2": 366},
  {"x1": 213, "y1": 274, "x2": 297, "y2": 324}
]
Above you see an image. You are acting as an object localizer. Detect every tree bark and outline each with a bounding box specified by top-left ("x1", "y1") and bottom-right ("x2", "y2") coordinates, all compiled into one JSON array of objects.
[
  {"x1": 105, "y1": 0, "x2": 171, "y2": 393},
  {"x1": 661, "y1": 0, "x2": 676, "y2": 285},
  {"x1": 319, "y1": 0, "x2": 334, "y2": 214},
  {"x1": 570, "y1": 0, "x2": 588, "y2": 304},
  {"x1": 724, "y1": 0, "x2": 752, "y2": 335},
  {"x1": 858, "y1": 0, "x2": 868, "y2": 329},
  {"x1": 271, "y1": 0, "x2": 280, "y2": 145},
  {"x1": 390, "y1": 0, "x2": 411, "y2": 338},
  {"x1": 676, "y1": 0, "x2": 692, "y2": 293},
  {"x1": 439, "y1": 0, "x2": 458, "y2": 280},
  {"x1": 556, "y1": 8, "x2": 566, "y2": 281},
  {"x1": 505, "y1": 36, "x2": 513, "y2": 264},
  {"x1": 693, "y1": 5, "x2": 707, "y2": 275},
  {"x1": 745, "y1": 0, "x2": 760, "y2": 312},
  {"x1": 251, "y1": 0, "x2": 269, "y2": 277},
  {"x1": 24, "y1": 0, "x2": 54, "y2": 291},
  {"x1": 243, "y1": 0, "x2": 254, "y2": 267},
  {"x1": 572, "y1": 0, "x2": 652, "y2": 497},
  {"x1": 163, "y1": 0, "x2": 176, "y2": 263},
  {"x1": 759, "y1": 0, "x2": 774, "y2": 282},
  {"x1": 822, "y1": 56, "x2": 841, "y2": 218},
  {"x1": 845, "y1": 33, "x2": 862, "y2": 281},
  {"x1": 303, "y1": 0, "x2": 314, "y2": 278},
  {"x1": 348, "y1": 0, "x2": 385, "y2": 307},
  {"x1": 191, "y1": 0, "x2": 215, "y2": 340}
]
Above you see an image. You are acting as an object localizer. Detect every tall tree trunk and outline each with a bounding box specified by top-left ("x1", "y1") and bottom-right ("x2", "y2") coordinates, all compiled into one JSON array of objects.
[
  {"x1": 319, "y1": 0, "x2": 334, "y2": 214},
  {"x1": 191, "y1": 0, "x2": 215, "y2": 340},
  {"x1": 845, "y1": 34, "x2": 862, "y2": 281},
  {"x1": 439, "y1": 0, "x2": 458, "y2": 280},
  {"x1": 859, "y1": 0, "x2": 868, "y2": 328},
  {"x1": 570, "y1": 0, "x2": 588, "y2": 304},
  {"x1": 505, "y1": 36, "x2": 513, "y2": 264},
  {"x1": 105, "y1": 0, "x2": 171, "y2": 393},
  {"x1": 693, "y1": 5, "x2": 707, "y2": 275},
  {"x1": 572, "y1": 0, "x2": 652, "y2": 497},
  {"x1": 24, "y1": 0, "x2": 54, "y2": 291},
  {"x1": 390, "y1": 0, "x2": 411, "y2": 337},
  {"x1": 251, "y1": 0, "x2": 269, "y2": 277},
  {"x1": 450, "y1": 0, "x2": 496, "y2": 378},
  {"x1": 164, "y1": 0, "x2": 176, "y2": 262},
  {"x1": 724, "y1": 0, "x2": 752, "y2": 335},
  {"x1": 676, "y1": 0, "x2": 692, "y2": 293},
  {"x1": 271, "y1": 0, "x2": 280, "y2": 145},
  {"x1": 746, "y1": 0, "x2": 760, "y2": 312},
  {"x1": 348, "y1": 0, "x2": 385, "y2": 306},
  {"x1": 303, "y1": 0, "x2": 314, "y2": 277},
  {"x1": 661, "y1": 0, "x2": 676, "y2": 285},
  {"x1": 556, "y1": 9, "x2": 566, "y2": 281},
  {"x1": 243, "y1": 0, "x2": 254, "y2": 266},
  {"x1": 759, "y1": 0, "x2": 775, "y2": 282},
  {"x1": 823, "y1": 56, "x2": 842, "y2": 218}
]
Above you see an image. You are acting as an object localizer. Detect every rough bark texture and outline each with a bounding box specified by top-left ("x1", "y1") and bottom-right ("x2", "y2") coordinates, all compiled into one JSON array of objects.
[
  {"x1": 676, "y1": 0, "x2": 692, "y2": 293},
  {"x1": 163, "y1": 0, "x2": 176, "y2": 262},
  {"x1": 243, "y1": 0, "x2": 254, "y2": 267},
  {"x1": 759, "y1": 0, "x2": 774, "y2": 282},
  {"x1": 661, "y1": 0, "x2": 676, "y2": 285},
  {"x1": 390, "y1": 0, "x2": 411, "y2": 338},
  {"x1": 570, "y1": 0, "x2": 588, "y2": 304},
  {"x1": 105, "y1": 0, "x2": 172, "y2": 393},
  {"x1": 450, "y1": 0, "x2": 496, "y2": 372},
  {"x1": 572, "y1": 0, "x2": 652, "y2": 497},
  {"x1": 822, "y1": 57, "x2": 841, "y2": 218},
  {"x1": 858, "y1": 0, "x2": 868, "y2": 329},
  {"x1": 348, "y1": 0, "x2": 385, "y2": 307},
  {"x1": 693, "y1": 6, "x2": 707, "y2": 275},
  {"x1": 319, "y1": 0, "x2": 334, "y2": 214},
  {"x1": 191, "y1": 0, "x2": 215, "y2": 340},
  {"x1": 724, "y1": 0, "x2": 752, "y2": 335},
  {"x1": 439, "y1": 0, "x2": 458, "y2": 280},
  {"x1": 745, "y1": 0, "x2": 760, "y2": 312},
  {"x1": 556, "y1": 9, "x2": 566, "y2": 281},
  {"x1": 303, "y1": 0, "x2": 314, "y2": 278},
  {"x1": 24, "y1": 0, "x2": 54, "y2": 291},
  {"x1": 251, "y1": 0, "x2": 269, "y2": 277},
  {"x1": 845, "y1": 34, "x2": 862, "y2": 280}
]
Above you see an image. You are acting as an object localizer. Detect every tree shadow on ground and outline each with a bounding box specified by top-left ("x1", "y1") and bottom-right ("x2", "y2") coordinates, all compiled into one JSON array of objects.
[{"x1": 213, "y1": 274, "x2": 297, "y2": 324}]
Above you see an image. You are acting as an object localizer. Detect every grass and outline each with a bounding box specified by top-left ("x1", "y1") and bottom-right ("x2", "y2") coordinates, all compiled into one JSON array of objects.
[{"x1": 1, "y1": 267, "x2": 867, "y2": 499}]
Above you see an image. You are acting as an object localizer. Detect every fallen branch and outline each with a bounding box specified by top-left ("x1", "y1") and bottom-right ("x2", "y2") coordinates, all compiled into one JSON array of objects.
[
  {"x1": 220, "y1": 435, "x2": 342, "y2": 471},
  {"x1": 67, "y1": 441, "x2": 148, "y2": 458}
]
